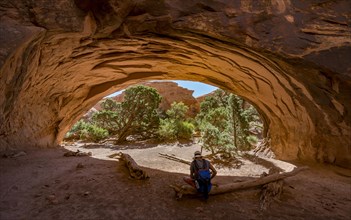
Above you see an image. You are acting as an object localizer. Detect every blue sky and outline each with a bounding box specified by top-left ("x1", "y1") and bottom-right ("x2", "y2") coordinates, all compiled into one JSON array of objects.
[
  {"x1": 106, "y1": 80, "x2": 217, "y2": 98},
  {"x1": 174, "y1": 80, "x2": 217, "y2": 97}
]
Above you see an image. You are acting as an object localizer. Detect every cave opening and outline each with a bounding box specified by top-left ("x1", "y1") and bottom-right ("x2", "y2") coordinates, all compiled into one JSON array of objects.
[
  {"x1": 60, "y1": 79, "x2": 277, "y2": 176},
  {"x1": 2, "y1": 32, "x2": 349, "y2": 168},
  {"x1": 1, "y1": 1, "x2": 351, "y2": 219}
]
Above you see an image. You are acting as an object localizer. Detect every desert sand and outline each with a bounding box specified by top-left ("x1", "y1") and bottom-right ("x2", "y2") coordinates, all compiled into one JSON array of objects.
[{"x1": 1, "y1": 143, "x2": 350, "y2": 220}]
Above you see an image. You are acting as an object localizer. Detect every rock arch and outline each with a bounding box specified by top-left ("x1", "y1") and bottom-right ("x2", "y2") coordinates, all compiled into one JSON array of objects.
[{"x1": 0, "y1": 0, "x2": 350, "y2": 168}]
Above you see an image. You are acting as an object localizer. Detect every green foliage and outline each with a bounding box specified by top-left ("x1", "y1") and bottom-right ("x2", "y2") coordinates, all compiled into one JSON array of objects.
[
  {"x1": 157, "y1": 119, "x2": 177, "y2": 141},
  {"x1": 157, "y1": 102, "x2": 194, "y2": 142},
  {"x1": 166, "y1": 101, "x2": 188, "y2": 121},
  {"x1": 64, "y1": 120, "x2": 108, "y2": 142},
  {"x1": 247, "y1": 135, "x2": 258, "y2": 145},
  {"x1": 90, "y1": 85, "x2": 162, "y2": 143},
  {"x1": 197, "y1": 89, "x2": 262, "y2": 155},
  {"x1": 79, "y1": 123, "x2": 109, "y2": 142},
  {"x1": 68, "y1": 120, "x2": 86, "y2": 133},
  {"x1": 67, "y1": 85, "x2": 161, "y2": 143},
  {"x1": 100, "y1": 98, "x2": 120, "y2": 111},
  {"x1": 178, "y1": 121, "x2": 195, "y2": 140},
  {"x1": 91, "y1": 99, "x2": 122, "y2": 134},
  {"x1": 91, "y1": 110, "x2": 118, "y2": 134},
  {"x1": 199, "y1": 123, "x2": 221, "y2": 154},
  {"x1": 116, "y1": 85, "x2": 162, "y2": 142},
  {"x1": 66, "y1": 85, "x2": 262, "y2": 149},
  {"x1": 64, "y1": 120, "x2": 86, "y2": 140},
  {"x1": 227, "y1": 92, "x2": 251, "y2": 151}
]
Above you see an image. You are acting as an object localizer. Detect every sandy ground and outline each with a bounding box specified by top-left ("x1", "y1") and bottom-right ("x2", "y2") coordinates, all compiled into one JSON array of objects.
[
  {"x1": 0, "y1": 143, "x2": 350, "y2": 220},
  {"x1": 64, "y1": 142, "x2": 295, "y2": 176}
]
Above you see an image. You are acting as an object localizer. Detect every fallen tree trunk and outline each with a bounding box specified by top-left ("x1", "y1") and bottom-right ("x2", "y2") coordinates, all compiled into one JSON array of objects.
[
  {"x1": 170, "y1": 166, "x2": 308, "y2": 199},
  {"x1": 63, "y1": 150, "x2": 92, "y2": 157},
  {"x1": 158, "y1": 153, "x2": 191, "y2": 165},
  {"x1": 100, "y1": 138, "x2": 118, "y2": 143},
  {"x1": 118, "y1": 152, "x2": 149, "y2": 180}
]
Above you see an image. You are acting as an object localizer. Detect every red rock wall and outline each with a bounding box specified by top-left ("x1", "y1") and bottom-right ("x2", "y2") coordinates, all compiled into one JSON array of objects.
[{"x1": 0, "y1": 0, "x2": 350, "y2": 168}]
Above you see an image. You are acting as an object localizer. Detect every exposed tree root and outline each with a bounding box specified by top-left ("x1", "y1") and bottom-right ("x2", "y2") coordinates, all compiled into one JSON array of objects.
[
  {"x1": 260, "y1": 179, "x2": 284, "y2": 210},
  {"x1": 117, "y1": 152, "x2": 149, "y2": 180}
]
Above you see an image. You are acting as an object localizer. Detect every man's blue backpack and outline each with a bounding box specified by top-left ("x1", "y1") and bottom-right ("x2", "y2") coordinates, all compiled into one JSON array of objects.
[{"x1": 195, "y1": 160, "x2": 212, "y2": 199}]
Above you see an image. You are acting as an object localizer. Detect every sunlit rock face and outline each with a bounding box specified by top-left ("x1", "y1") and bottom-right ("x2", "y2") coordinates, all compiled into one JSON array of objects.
[
  {"x1": 0, "y1": 0, "x2": 350, "y2": 168},
  {"x1": 142, "y1": 81, "x2": 200, "y2": 118}
]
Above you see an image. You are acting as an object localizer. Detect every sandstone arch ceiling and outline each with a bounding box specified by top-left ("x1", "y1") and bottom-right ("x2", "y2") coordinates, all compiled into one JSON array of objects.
[{"x1": 0, "y1": 0, "x2": 350, "y2": 168}]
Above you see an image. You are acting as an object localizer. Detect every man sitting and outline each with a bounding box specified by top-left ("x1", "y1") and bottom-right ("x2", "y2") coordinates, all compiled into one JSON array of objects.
[{"x1": 183, "y1": 151, "x2": 217, "y2": 199}]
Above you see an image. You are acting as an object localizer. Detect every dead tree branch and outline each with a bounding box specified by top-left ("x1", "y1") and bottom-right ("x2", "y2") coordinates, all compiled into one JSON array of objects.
[{"x1": 158, "y1": 153, "x2": 191, "y2": 165}]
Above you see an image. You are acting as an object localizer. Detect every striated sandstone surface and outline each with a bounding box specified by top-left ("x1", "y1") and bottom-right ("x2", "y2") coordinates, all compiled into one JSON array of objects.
[{"x1": 0, "y1": 0, "x2": 350, "y2": 168}]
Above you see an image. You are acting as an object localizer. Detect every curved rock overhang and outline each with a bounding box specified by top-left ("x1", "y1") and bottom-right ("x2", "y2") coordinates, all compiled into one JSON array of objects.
[{"x1": 0, "y1": 0, "x2": 350, "y2": 168}]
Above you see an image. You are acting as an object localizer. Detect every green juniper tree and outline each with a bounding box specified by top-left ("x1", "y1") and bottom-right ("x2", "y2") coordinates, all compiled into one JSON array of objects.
[
  {"x1": 227, "y1": 93, "x2": 251, "y2": 151},
  {"x1": 92, "y1": 98, "x2": 121, "y2": 134},
  {"x1": 97, "y1": 85, "x2": 162, "y2": 143},
  {"x1": 197, "y1": 89, "x2": 261, "y2": 156},
  {"x1": 66, "y1": 86, "x2": 161, "y2": 144}
]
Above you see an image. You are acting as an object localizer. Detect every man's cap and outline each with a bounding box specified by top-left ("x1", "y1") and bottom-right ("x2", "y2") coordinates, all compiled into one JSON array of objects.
[{"x1": 194, "y1": 151, "x2": 202, "y2": 158}]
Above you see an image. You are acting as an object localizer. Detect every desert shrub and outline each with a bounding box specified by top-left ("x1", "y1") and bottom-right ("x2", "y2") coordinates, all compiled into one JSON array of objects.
[
  {"x1": 64, "y1": 120, "x2": 108, "y2": 142},
  {"x1": 157, "y1": 102, "x2": 194, "y2": 142},
  {"x1": 157, "y1": 119, "x2": 177, "y2": 141},
  {"x1": 247, "y1": 135, "x2": 258, "y2": 145},
  {"x1": 64, "y1": 120, "x2": 87, "y2": 140},
  {"x1": 177, "y1": 121, "x2": 195, "y2": 140},
  {"x1": 80, "y1": 124, "x2": 109, "y2": 142}
]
